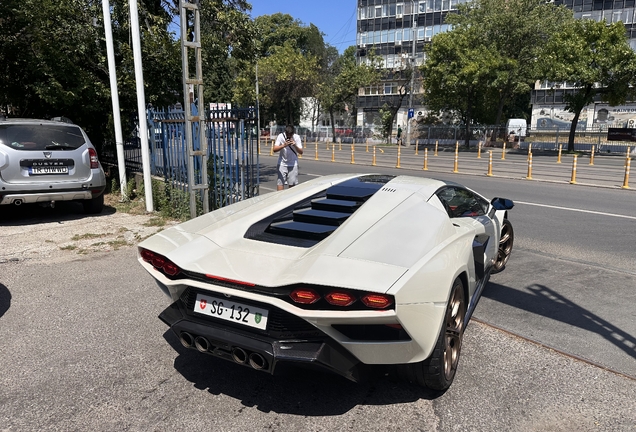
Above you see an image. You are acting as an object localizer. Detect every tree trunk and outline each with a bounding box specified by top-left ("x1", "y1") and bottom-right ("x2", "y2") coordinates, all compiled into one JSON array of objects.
[
  {"x1": 330, "y1": 108, "x2": 336, "y2": 143},
  {"x1": 567, "y1": 110, "x2": 581, "y2": 153}
]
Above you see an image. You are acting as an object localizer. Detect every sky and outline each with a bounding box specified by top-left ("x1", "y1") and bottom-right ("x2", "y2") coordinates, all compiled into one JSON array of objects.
[{"x1": 249, "y1": 1, "x2": 358, "y2": 53}]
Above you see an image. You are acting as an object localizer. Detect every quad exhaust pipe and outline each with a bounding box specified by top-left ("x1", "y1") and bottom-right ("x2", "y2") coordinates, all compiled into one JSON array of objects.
[{"x1": 180, "y1": 332, "x2": 268, "y2": 370}]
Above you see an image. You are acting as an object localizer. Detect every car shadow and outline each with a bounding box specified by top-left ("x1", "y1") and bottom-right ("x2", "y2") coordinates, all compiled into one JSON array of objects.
[
  {"x1": 0, "y1": 201, "x2": 115, "y2": 226},
  {"x1": 0, "y1": 284, "x2": 11, "y2": 319},
  {"x1": 482, "y1": 282, "x2": 636, "y2": 361},
  {"x1": 163, "y1": 330, "x2": 439, "y2": 414}
]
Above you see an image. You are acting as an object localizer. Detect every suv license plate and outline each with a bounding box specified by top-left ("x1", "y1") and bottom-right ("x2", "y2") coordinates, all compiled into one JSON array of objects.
[
  {"x1": 194, "y1": 293, "x2": 269, "y2": 330},
  {"x1": 30, "y1": 166, "x2": 69, "y2": 175}
]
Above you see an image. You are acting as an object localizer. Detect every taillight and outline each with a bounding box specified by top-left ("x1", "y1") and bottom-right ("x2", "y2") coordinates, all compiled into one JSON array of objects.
[
  {"x1": 88, "y1": 148, "x2": 99, "y2": 169},
  {"x1": 325, "y1": 291, "x2": 356, "y2": 307},
  {"x1": 290, "y1": 288, "x2": 320, "y2": 304},
  {"x1": 361, "y1": 294, "x2": 393, "y2": 309},
  {"x1": 139, "y1": 248, "x2": 181, "y2": 277},
  {"x1": 205, "y1": 274, "x2": 255, "y2": 287}
]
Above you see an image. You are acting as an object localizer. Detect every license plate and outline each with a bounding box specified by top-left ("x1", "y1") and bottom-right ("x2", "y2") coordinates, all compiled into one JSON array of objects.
[
  {"x1": 30, "y1": 166, "x2": 69, "y2": 175},
  {"x1": 194, "y1": 293, "x2": 269, "y2": 330}
]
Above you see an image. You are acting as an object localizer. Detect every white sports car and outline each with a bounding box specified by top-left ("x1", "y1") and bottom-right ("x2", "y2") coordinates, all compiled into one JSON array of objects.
[{"x1": 138, "y1": 174, "x2": 514, "y2": 390}]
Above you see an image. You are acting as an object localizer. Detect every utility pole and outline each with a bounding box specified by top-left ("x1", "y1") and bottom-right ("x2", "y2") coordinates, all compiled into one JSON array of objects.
[{"x1": 405, "y1": 1, "x2": 417, "y2": 148}]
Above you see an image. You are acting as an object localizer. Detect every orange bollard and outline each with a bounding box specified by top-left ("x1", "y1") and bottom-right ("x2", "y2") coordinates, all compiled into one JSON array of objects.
[
  {"x1": 570, "y1": 155, "x2": 578, "y2": 184},
  {"x1": 453, "y1": 142, "x2": 459, "y2": 173},
  {"x1": 338, "y1": 137, "x2": 342, "y2": 151},
  {"x1": 396, "y1": 144, "x2": 401, "y2": 168},
  {"x1": 477, "y1": 141, "x2": 482, "y2": 159},
  {"x1": 622, "y1": 157, "x2": 631, "y2": 189},
  {"x1": 526, "y1": 152, "x2": 533, "y2": 179},
  {"x1": 331, "y1": 144, "x2": 335, "y2": 162},
  {"x1": 315, "y1": 142, "x2": 318, "y2": 160},
  {"x1": 501, "y1": 141, "x2": 506, "y2": 160},
  {"x1": 487, "y1": 151, "x2": 493, "y2": 177},
  {"x1": 415, "y1": 142, "x2": 419, "y2": 155},
  {"x1": 434, "y1": 140, "x2": 439, "y2": 156},
  {"x1": 423, "y1": 148, "x2": 428, "y2": 170},
  {"x1": 372, "y1": 146, "x2": 377, "y2": 166},
  {"x1": 589, "y1": 145, "x2": 595, "y2": 165},
  {"x1": 350, "y1": 144, "x2": 355, "y2": 164},
  {"x1": 527, "y1": 143, "x2": 532, "y2": 161},
  {"x1": 557, "y1": 143, "x2": 562, "y2": 164}
]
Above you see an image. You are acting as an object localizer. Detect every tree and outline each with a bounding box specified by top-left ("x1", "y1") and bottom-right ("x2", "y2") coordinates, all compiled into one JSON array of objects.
[
  {"x1": 317, "y1": 46, "x2": 381, "y2": 141},
  {"x1": 446, "y1": 0, "x2": 574, "y2": 128},
  {"x1": 542, "y1": 19, "x2": 636, "y2": 151},
  {"x1": 421, "y1": 29, "x2": 499, "y2": 147},
  {"x1": 257, "y1": 43, "x2": 319, "y2": 125}
]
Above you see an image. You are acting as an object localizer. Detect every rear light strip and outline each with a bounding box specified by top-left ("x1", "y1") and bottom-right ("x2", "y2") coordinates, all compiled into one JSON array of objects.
[{"x1": 290, "y1": 288, "x2": 393, "y2": 310}]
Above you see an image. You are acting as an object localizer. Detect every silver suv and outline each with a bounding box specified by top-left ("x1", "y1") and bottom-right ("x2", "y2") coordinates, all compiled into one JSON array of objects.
[{"x1": 0, "y1": 118, "x2": 106, "y2": 213}]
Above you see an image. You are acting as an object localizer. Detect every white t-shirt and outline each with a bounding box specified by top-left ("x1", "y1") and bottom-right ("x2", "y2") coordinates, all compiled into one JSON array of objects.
[{"x1": 275, "y1": 133, "x2": 302, "y2": 166}]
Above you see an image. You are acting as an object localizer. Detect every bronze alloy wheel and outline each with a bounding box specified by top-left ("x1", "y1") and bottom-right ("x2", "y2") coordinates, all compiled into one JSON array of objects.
[
  {"x1": 443, "y1": 279, "x2": 466, "y2": 381},
  {"x1": 492, "y1": 219, "x2": 514, "y2": 273}
]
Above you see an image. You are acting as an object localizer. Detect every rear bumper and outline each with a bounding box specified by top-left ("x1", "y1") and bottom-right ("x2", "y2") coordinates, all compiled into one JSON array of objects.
[
  {"x1": 159, "y1": 300, "x2": 364, "y2": 382},
  {"x1": 0, "y1": 186, "x2": 105, "y2": 205}
]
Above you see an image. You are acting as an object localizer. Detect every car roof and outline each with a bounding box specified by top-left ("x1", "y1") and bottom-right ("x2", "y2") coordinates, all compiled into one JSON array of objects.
[{"x1": 0, "y1": 118, "x2": 76, "y2": 126}]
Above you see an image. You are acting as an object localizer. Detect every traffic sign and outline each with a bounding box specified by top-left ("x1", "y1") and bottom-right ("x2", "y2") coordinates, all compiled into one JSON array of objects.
[{"x1": 408, "y1": 108, "x2": 414, "y2": 119}]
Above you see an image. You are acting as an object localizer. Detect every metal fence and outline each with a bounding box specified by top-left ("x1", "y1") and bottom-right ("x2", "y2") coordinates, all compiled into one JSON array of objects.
[{"x1": 101, "y1": 105, "x2": 259, "y2": 212}]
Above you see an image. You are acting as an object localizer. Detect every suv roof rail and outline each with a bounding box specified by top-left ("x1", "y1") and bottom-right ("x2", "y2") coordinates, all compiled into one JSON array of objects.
[{"x1": 51, "y1": 116, "x2": 74, "y2": 124}]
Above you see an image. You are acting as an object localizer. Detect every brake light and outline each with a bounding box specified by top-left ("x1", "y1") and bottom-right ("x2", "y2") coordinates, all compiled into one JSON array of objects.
[
  {"x1": 325, "y1": 291, "x2": 356, "y2": 307},
  {"x1": 361, "y1": 294, "x2": 393, "y2": 309},
  {"x1": 205, "y1": 274, "x2": 255, "y2": 287},
  {"x1": 88, "y1": 148, "x2": 99, "y2": 169},
  {"x1": 290, "y1": 288, "x2": 320, "y2": 304},
  {"x1": 139, "y1": 248, "x2": 181, "y2": 277}
]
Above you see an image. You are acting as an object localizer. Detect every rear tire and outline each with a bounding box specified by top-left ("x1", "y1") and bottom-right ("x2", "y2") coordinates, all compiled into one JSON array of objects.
[
  {"x1": 398, "y1": 277, "x2": 466, "y2": 391},
  {"x1": 83, "y1": 193, "x2": 104, "y2": 214},
  {"x1": 492, "y1": 219, "x2": 514, "y2": 274}
]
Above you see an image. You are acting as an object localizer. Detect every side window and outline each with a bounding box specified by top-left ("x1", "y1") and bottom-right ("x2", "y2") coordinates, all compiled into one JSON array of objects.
[{"x1": 436, "y1": 187, "x2": 488, "y2": 218}]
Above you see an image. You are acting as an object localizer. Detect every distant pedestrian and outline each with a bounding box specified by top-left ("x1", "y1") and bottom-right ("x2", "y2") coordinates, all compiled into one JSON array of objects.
[
  {"x1": 397, "y1": 125, "x2": 403, "y2": 145},
  {"x1": 274, "y1": 125, "x2": 303, "y2": 191}
]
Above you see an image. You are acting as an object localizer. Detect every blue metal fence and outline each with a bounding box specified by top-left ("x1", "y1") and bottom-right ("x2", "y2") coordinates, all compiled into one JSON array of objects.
[{"x1": 102, "y1": 105, "x2": 259, "y2": 213}]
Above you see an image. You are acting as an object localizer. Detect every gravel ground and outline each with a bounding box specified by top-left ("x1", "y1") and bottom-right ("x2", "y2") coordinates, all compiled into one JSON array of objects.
[{"x1": 0, "y1": 195, "x2": 177, "y2": 264}]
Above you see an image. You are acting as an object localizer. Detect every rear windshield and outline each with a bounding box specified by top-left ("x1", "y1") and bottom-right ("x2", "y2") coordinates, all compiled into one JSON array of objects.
[{"x1": 0, "y1": 124, "x2": 86, "y2": 151}]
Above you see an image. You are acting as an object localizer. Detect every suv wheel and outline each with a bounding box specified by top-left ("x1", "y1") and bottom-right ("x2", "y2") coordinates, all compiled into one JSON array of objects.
[{"x1": 83, "y1": 194, "x2": 104, "y2": 214}]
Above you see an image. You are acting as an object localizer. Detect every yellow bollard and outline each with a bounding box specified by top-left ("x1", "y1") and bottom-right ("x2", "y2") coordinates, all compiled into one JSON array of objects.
[
  {"x1": 557, "y1": 143, "x2": 563, "y2": 164},
  {"x1": 589, "y1": 145, "x2": 595, "y2": 165},
  {"x1": 396, "y1": 145, "x2": 401, "y2": 168},
  {"x1": 622, "y1": 157, "x2": 631, "y2": 189},
  {"x1": 338, "y1": 137, "x2": 342, "y2": 151},
  {"x1": 415, "y1": 142, "x2": 419, "y2": 155},
  {"x1": 372, "y1": 146, "x2": 377, "y2": 166},
  {"x1": 258, "y1": 139, "x2": 261, "y2": 155},
  {"x1": 315, "y1": 142, "x2": 318, "y2": 161},
  {"x1": 350, "y1": 144, "x2": 355, "y2": 164},
  {"x1": 423, "y1": 148, "x2": 428, "y2": 171},
  {"x1": 570, "y1": 155, "x2": 578, "y2": 184},
  {"x1": 453, "y1": 142, "x2": 459, "y2": 173},
  {"x1": 477, "y1": 141, "x2": 482, "y2": 159},
  {"x1": 270, "y1": 140, "x2": 274, "y2": 156},
  {"x1": 434, "y1": 140, "x2": 439, "y2": 156},
  {"x1": 487, "y1": 151, "x2": 493, "y2": 177},
  {"x1": 331, "y1": 144, "x2": 335, "y2": 162},
  {"x1": 501, "y1": 141, "x2": 506, "y2": 160},
  {"x1": 526, "y1": 152, "x2": 533, "y2": 179},
  {"x1": 527, "y1": 143, "x2": 532, "y2": 161},
  {"x1": 366, "y1": 138, "x2": 369, "y2": 152}
]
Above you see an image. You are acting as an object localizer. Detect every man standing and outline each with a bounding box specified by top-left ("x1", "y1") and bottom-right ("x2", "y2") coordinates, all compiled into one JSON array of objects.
[
  {"x1": 397, "y1": 125, "x2": 403, "y2": 145},
  {"x1": 274, "y1": 125, "x2": 303, "y2": 191}
]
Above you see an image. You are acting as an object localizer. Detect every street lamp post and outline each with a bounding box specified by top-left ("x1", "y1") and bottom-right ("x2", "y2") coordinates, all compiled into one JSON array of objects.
[{"x1": 405, "y1": 1, "x2": 417, "y2": 148}]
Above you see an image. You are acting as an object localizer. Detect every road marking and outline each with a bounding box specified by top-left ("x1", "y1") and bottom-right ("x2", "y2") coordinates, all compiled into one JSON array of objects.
[{"x1": 516, "y1": 201, "x2": 636, "y2": 220}]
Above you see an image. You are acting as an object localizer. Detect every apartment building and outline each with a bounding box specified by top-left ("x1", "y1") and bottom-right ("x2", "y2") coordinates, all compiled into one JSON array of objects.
[{"x1": 355, "y1": 0, "x2": 636, "y2": 131}]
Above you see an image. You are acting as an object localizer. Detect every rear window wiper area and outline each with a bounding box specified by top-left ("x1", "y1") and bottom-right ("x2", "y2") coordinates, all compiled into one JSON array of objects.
[{"x1": 45, "y1": 142, "x2": 80, "y2": 150}]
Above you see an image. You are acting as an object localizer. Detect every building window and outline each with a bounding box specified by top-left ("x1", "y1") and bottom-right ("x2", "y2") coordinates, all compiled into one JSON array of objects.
[
  {"x1": 419, "y1": 1, "x2": 427, "y2": 13},
  {"x1": 396, "y1": 3, "x2": 404, "y2": 16}
]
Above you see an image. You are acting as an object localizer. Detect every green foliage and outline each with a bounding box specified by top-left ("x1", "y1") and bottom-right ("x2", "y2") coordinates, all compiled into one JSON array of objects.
[
  {"x1": 125, "y1": 176, "x2": 137, "y2": 200},
  {"x1": 378, "y1": 104, "x2": 395, "y2": 140},
  {"x1": 542, "y1": 19, "x2": 636, "y2": 151},
  {"x1": 151, "y1": 178, "x2": 191, "y2": 221}
]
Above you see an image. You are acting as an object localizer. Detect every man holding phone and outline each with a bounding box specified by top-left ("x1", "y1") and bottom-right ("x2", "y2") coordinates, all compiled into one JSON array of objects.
[{"x1": 274, "y1": 125, "x2": 303, "y2": 191}]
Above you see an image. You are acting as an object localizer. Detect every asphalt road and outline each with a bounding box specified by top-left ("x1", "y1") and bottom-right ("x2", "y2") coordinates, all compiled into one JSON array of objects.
[
  {"x1": 1, "y1": 154, "x2": 635, "y2": 431},
  {"x1": 1, "y1": 250, "x2": 635, "y2": 431}
]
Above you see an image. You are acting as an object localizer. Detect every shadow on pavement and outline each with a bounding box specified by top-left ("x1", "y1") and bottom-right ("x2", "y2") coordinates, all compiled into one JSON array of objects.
[
  {"x1": 164, "y1": 330, "x2": 438, "y2": 414},
  {"x1": 0, "y1": 201, "x2": 115, "y2": 226},
  {"x1": 483, "y1": 282, "x2": 636, "y2": 361},
  {"x1": 0, "y1": 284, "x2": 11, "y2": 319}
]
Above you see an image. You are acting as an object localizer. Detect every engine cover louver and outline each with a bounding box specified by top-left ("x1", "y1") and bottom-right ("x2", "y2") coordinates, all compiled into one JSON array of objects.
[{"x1": 245, "y1": 175, "x2": 395, "y2": 247}]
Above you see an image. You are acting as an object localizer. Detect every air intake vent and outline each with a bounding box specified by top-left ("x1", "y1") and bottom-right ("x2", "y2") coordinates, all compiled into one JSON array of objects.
[{"x1": 245, "y1": 175, "x2": 395, "y2": 247}]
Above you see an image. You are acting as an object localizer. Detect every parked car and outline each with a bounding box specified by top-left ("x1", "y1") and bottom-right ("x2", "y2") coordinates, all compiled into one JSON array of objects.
[
  {"x1": 0, "y1": 117, "x2": 106, "y2": 213},
  {"x1": 138, "y1": 174, "x2": 514, "y2": 390}
]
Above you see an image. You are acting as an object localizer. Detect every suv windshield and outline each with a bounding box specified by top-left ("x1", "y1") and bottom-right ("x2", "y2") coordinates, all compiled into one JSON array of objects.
[{"x1": 0, "y1": 124, "x2": 85, "y2": 151}]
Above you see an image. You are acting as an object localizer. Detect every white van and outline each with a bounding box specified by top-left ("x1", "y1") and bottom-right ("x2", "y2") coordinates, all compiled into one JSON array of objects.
[{"x1": 506, "y1": 118, "x2": 527, "y2": 138}]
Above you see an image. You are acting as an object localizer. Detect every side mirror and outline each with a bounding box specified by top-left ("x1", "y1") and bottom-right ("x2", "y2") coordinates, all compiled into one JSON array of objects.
[{"x1": 491, "y1": 197, "x2": 514, "y2": 210}]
